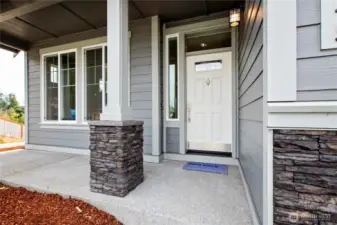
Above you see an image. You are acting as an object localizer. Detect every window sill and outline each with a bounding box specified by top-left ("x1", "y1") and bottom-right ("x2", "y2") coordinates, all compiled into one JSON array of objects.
[{"x1": 39, "y1": 122, "x2": 89, "y2": 130}]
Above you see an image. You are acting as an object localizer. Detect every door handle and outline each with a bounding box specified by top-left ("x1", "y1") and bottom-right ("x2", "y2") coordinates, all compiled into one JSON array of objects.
[{"x1": 188, "y1": 107, "x2": 191, "y2": 122}]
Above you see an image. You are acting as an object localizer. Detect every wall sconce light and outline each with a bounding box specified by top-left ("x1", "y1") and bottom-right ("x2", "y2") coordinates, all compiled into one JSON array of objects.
[{"x1": 230, "y1": 8, "x2": 240, "y2": 27}]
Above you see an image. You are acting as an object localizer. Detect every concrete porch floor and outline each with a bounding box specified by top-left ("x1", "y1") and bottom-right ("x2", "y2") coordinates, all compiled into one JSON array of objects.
[{"x1": 0, "y1": 150, "x2": 252, "y2": 225}]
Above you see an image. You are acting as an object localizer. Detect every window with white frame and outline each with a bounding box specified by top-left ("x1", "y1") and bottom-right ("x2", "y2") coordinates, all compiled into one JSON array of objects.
[
  {"x1": 83, "y1": 45, "x2": 107, "y2": 121},
  {"x1": 167, "y1": 36, "x2": 179, "y2": 120},
  {"x1": 43, "y1": 50, "x2": 76, "y2": 122}
]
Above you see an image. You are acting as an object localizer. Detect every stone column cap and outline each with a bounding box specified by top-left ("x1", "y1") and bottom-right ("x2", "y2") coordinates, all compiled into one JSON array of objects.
[{"x1": 88, "y1": 120, "x2": 144, "y2": 126}]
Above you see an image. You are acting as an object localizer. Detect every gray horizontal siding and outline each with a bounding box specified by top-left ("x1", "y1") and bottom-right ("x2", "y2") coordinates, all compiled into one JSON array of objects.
[
  {"x1": 238, "y1": 0, "x2": 263, "y2": 223},
  {"x1": 27, "y1": 18, "x2": 154, "y2": 152},
  {"x1": 297, "y1": 0, "x2": 320, "y2": 27},
  {"x1": 296, "y1": 0, "x2": 337, "y2": 101},
  {"x1": 297, "y1": 56, "x2": 337, "y2": 91},
  {"x1": 130, "y1": 18, "x2": 153, "y2": 154},
  {"x1": 166, "y1": 128, "x2": 179, "y2": 154}
]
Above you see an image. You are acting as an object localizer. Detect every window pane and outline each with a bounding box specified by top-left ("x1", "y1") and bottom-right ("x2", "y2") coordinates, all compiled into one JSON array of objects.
[
  {"x1": 86, "y1": 50, "x2": 95, "y2": 67},
  {"x1": 61, "y1": 70, "x2": 69, "y2": 86},
  {"x1": 61, "y1": 86, "x2": 76, "y2": 120},
  {"x1": 186, "y1": 30, "x2": 231, "y2": 52},
  {"x1": 87, "y1": 68, "x2": 95, "y2": 84},
  {"x1": 69, "y1": 52, "x2": 75, "y2": 69},
  {"x1": 60, "y1": 52, "x2": 76, "y2": 121},
  {"x1": 195, "y1": 60, "x2": 223, "y2": 72},
  {"x1": 61, "y1": 53, "x2": 68, "y2": 69},
  {"x1": 104, "y1": 46, "x2": 107, "y2": 106},
  {"x1": 86, "y1": 48, "x2": 102, "y2": 120},
  {"x1": 45, "y1": 55, "x2": 58, "y2": 121},
  {"x1": 95, "y1": 66, "x2": 102, "y2": 84},
  {"x1": 168, "y1": 37, "x2": 178, "y2": 119},
  {"x1": 69, "y1": 69, "x2": 76, "y2": 85}
]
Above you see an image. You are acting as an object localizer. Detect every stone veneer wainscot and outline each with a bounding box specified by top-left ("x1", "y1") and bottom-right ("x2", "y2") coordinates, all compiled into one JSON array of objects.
[
  {"x1": 89, "y1": 120, "x2": 144, "y2": 197},
  {"x1": 273, "y1": 130, "x2": 337, "y2": 224}
]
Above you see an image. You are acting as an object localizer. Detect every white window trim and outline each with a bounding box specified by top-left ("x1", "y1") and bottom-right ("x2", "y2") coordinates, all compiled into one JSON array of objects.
[
  {"x1": 165, "y1": 33, "x2": 180, "y2": 121},
  {"x1": 40, "y1": 48, "x2": 78, "y2": 125},
  {"x1": 82, "y1": 43, "x2": 107, "y2": 124}
]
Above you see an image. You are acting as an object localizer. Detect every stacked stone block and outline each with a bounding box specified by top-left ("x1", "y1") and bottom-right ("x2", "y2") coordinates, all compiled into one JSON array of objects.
[
  {"x1": 273, "y1": 130, "x2": 337, "y2": 225},
  {"x1": 89, "y1": 121, "x2": 144, "y2": 197}
]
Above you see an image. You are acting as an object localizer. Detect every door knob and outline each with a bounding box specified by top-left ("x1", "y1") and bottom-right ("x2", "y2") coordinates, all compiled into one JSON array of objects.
[
  {"x1": 206, "y1": 78, "x2": 210, "y2": 86},
  {"x1": 188, "y1": 107, "x2": 191, "y2": 122}
]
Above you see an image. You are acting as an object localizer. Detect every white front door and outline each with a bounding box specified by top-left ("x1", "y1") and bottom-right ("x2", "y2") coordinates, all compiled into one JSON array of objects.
[{"x1": 186, "y1": 52, "x2": 232, "y2": 152}]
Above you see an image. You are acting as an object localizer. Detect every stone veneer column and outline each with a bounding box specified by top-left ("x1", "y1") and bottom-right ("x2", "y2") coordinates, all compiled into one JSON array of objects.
[
  {"x1": 273, "y1": 130, "x2": 337, "y2": 224},
  {"x1": 89, "y1": 121, "x2": 144, "y2": 197}
]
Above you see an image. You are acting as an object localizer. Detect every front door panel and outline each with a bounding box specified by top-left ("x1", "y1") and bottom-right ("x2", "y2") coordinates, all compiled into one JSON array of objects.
[{"x1": 187, "y1": 52, "x2": 232, "y2": 152}]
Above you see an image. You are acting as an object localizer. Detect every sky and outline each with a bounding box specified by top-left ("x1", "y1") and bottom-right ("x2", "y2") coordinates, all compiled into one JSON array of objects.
[{"x1": 0, "y1": 49, "x2": 25, "y2": 106}]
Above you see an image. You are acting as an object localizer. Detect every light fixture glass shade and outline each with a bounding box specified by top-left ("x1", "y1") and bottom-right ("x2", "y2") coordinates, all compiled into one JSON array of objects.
[{"x1": 230, "y1": 8, "x2": 240, "y2": 27}]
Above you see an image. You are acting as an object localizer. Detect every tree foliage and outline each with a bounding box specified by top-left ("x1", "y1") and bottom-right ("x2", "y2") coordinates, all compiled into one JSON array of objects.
[{"x1": 0, "y1": 93, "x2": 24, "y2": 124}]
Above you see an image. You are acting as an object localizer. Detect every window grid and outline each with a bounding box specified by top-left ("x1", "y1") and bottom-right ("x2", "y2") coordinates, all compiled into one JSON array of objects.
[
  {"x1": 84, "y1": 46, "x2": 104, "y2": 121},
  {"x1": 43, "y1": 50, "x2": 76, "y2": 123}
]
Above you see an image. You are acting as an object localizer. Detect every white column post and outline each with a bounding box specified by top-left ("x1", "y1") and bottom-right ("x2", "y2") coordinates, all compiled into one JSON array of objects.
[
  {"x1": 101, "y1": 0, "x2": 132, "y2": 121},
  {"x1": 151, "y1": 15, "x2": 161, "y2": 156},
  {"x1": 266, "y1": 0, "x2": 297, "y2": 102}
]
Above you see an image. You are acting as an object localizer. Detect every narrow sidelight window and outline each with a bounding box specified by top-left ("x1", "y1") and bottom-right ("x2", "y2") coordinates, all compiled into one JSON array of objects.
[
  {"x1": 168, "y1": 37, "x2": 178, "y2": 119},
  {"x1": 60, "y1": 52, "x2": 76, "y2": 121},
  {"x1": 104, "y1": 46, "x2": 108, "y2": 106},
  {"x1": 45, "y1": 55, "x2": 58, "y2": 121}
]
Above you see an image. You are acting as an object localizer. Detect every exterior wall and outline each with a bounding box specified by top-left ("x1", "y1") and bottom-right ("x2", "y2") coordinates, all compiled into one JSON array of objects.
[
  {"x1": 130, "y1": 18, "x2": 153, "y2": 154},
  {"x1": 238, "y1": 0, "x2": 263, "y2": 223},
  {"x1": 273, "y1": 129, "x2": 337, "y2": 224},
  {"x1": 297, "y1": 0, "x2": 337, "y2": 101},
  {"x1": 27, "y1": 47, "x2": 90, "y2": 149},
  {"x1": 27, "y1": 18, "x2": 153, "y2": 152}
]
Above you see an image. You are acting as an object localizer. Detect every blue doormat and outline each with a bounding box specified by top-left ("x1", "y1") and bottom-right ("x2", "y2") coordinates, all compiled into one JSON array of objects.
[{"x1": 183, "y1": 162, "x2": 228, "y2": 175}]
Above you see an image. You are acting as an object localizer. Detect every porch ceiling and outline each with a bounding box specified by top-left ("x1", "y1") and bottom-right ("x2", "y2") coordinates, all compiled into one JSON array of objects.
[{"x1": 0, "y1": 0, "x2": 242, "y2": 52}]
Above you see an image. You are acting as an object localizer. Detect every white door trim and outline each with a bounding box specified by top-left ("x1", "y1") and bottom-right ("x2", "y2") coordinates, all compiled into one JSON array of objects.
[{"x1": 163, "y1": 19, "x2": 238, "y2": 159}]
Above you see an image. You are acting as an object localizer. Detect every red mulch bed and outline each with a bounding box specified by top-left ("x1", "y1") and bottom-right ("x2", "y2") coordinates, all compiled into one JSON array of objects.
[
  {"x1": 0, "y1": 184, "x2": 123, "y2": 225},
  {"x1": 0, "y1": 146, "x2": 24, "y2": 152}
]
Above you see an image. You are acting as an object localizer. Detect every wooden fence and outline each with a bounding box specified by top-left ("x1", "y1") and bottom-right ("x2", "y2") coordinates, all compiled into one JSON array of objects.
[{"x1": 0, "y1": 118, "x2": 24, "y2": 139}]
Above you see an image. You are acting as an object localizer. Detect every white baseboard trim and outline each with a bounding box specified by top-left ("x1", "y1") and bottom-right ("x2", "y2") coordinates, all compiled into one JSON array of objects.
[
  {"x1": 25, "y1": 144, "x2": 90, "y2": 155},
  {"x1": 238, "y1": 161, "x2": 261, "y2": 225},
  {"x1": 163, "y1": 153, "x2": 238, "y2": 166},
  {"x1": 143, "y1": 154, "x2": 164, "y2": 163}
]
